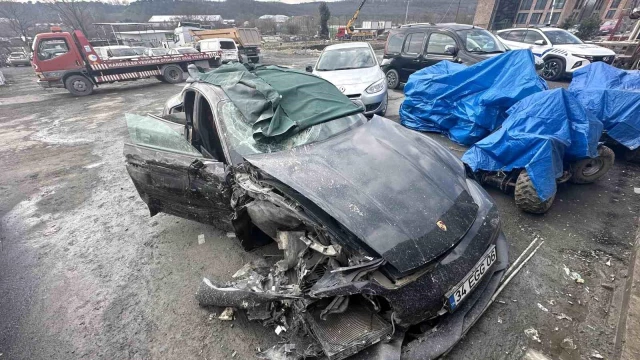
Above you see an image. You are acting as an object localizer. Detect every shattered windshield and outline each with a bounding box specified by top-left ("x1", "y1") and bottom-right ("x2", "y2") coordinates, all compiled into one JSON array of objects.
[
  {"x1": 542, "y1": 30, "x2": 583, "y2": 45},
  {"x1": 316, "y1": 47, "x2": 376, "y2": 71},
  {"x1": 217, "y1": 101, "x2": 366, "y2": 160},
  {"x1": 456, "y1": 29, "x2": 506, "y2": 53}
]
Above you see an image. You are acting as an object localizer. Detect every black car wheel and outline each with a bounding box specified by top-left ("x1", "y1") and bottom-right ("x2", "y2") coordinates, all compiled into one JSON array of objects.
[
  {"x1": 542, "y1": 58, "x2": 564, "y2": 81},
  {"x1": 569, "y1": 145, "x2": 615, "y2": 184},
  {"x1": 386, "y1": 69, "x2": 400, "y2": 89},
  {"x1": 64, "y1": 75, "x2": 94, "y2": 96}
]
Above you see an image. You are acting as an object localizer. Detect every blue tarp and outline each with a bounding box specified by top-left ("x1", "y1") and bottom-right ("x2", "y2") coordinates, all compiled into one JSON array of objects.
[
  {"x1": 462, "y1": 89, "x2": 603, "y2": 201},
  {"x1": 400, "y1": 50, "x2": 548, "y2": 146},
  {"x1": 569, "y1": 63, "x2": 640, "y2": 150}
]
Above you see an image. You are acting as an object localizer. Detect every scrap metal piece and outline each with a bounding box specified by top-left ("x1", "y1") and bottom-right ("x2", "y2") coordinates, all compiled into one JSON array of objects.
[
  {"x1": 305, "y1": 302, "x2": 392, "y2": 360},
  {"x1": 196, "y1": 278, "x2": 299, "y2": 308},
  {"x1": 299, "y1": 235, "x2": 341, "y2": 257}
]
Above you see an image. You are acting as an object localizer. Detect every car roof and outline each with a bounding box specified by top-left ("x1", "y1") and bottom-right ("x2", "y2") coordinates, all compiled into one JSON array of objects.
[
  {"x1": 497, "y1": 27, "x2": 564, "y2": 32},
  {"x1": 397, "y1": 22, "x2": 476, "y2": 31},
  {"x1": 323, "y1": 42, "x2": 370, "y2": 51}
]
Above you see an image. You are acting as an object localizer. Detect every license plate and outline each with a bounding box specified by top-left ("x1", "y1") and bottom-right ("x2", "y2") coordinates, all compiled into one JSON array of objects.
[{"x1": 446, "y1": 245, "x2": 497, "y2": 311}]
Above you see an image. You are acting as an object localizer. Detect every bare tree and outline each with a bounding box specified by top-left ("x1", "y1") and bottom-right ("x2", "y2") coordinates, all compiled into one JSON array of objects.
[
  {"x1": 44, "y1": 0, "x2": 93, "y2": 36},
  {"x1": 0, "y1": 1, "x2": 36, "y2": 48}
]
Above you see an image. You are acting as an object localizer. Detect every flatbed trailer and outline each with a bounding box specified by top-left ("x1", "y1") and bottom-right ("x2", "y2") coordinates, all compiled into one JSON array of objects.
[{"x1": 31, "y1": 28, "x2": 221, "y2": 96}]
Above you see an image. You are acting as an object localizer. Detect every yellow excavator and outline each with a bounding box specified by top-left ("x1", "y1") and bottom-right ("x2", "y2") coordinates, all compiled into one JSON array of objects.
[{"x1": 335, "y1": 0, "x2": 376, "y2": 41}]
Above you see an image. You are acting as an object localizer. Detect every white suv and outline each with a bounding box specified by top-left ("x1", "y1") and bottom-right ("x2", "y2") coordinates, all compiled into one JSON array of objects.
[{"x1": 496, "y1": 27, "x2": 616, "y2": 81}]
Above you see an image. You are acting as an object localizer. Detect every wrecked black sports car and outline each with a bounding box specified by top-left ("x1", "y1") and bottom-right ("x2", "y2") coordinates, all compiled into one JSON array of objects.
[{"x1": 123, "y1": 64, "x2": 509, "y2": 359}]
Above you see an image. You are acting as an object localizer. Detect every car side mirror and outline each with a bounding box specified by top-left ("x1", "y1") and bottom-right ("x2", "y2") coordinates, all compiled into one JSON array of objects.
[
  {"x1": 444, "y1": 45, "x2": 459, "y2": 56},
  {"x1": 305, "y1": 64, "x2": 313, "y2": 72},
  {"x1": 534, "y1": 40, "x2": 547, "y2": 45}
]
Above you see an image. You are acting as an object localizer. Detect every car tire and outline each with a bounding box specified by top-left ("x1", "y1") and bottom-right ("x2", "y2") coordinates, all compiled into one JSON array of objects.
[
  {"x1": 64, "y1": 75, "x2": 94, "y2": 96},
  {"x1": 155, "y1": 75, "x2": 168, "y2": 83},
  {"x1": 386, "y1": 68, "x2": 400, "y2": 89},
  {"x1": 542, "y1": 58, "x2": 565, "y2": 81},
  {"x1": 514, "y1": 170, "x2": 555, "y2": 214},
  {"x1": 161, "y1": 64, "x2": 184, "y2": 84},
  {"x1": 624, "y1": 148, "x2": 640, "y2": 163},
  {"x1": 569, "y1": 145, "x2": 615, "y2": 184}
]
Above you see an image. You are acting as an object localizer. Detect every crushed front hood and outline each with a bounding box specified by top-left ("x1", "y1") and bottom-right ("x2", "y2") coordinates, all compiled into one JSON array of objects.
[{"x1": 244, "y1": 116, "x2": 478, "y2": 274}]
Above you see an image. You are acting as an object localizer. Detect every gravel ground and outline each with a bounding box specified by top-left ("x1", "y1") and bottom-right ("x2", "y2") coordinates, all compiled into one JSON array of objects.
[{"x1": 0, "y1": 58, "x2": 638, "y2": 360}]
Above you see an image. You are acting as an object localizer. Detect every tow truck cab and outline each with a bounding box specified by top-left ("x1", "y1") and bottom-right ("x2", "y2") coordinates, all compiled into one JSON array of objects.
[{"x1": 31, "y1": 28, "x2": 96, "y2": 89}]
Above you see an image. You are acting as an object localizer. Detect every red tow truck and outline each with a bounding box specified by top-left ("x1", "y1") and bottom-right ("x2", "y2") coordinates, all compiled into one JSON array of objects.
[{"x1": 31, "y1": 28, "x2": 221, "y2": 96}]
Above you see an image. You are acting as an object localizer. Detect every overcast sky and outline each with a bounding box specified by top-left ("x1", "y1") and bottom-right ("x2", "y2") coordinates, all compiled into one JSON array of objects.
[{"x1": 257, "y1": 0, "x2": 341, "y2": 3}]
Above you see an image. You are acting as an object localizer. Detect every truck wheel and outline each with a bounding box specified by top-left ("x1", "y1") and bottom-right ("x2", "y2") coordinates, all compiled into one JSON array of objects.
[
  {"x1": 514, "y1": 170, "x2": 555, "y2": 214},
  {"x1": 65, "y1": 75, "x2": 94, "y2": 96},
  {"x1": 569, "y1": 145, "x2": 615, "y2": 184},
  {"x1": 624, "y1": 148, "x2": 640, "y2": 163},
  {"x1": 541, "y1": 58, "x2": 565, "y2": 81},
  {"x1": 386, "y1": 68, "x2": 400, "y2": 89},
  {"x1": 161, "y1": 65, "x2": 184, "y2": 84}
]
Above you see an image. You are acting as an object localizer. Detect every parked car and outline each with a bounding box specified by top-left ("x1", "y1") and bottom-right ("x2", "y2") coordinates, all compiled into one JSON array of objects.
[
  {"x1": 124, "y1": 64, "x2": 509, "y2": 360},
  {"x1": 130, "y1": 47, "x2": 148, "y2": 56},
  {"x1": 196, "y1": 38, "x2": 239, "y2": 63},
  {"x1": 93, "y1": 46, "x2": 140, "y2": 61},
  {"x1": 143, "y1": 48, "x2": 171, "y2": 56},
  {"x1": 7, "y1": 52, "x2": 30, "y2": 67},
  {"x1": 496, "y1": 27, "x2": 616, "y2": 81},
  {"x1": 381, "y1": 23, "x2": 508, "y2": 89},
  {"x1": 307, "y1": 42, "x2": 388, "y2": 116},
  {"x1": 169, "y1": 47, "x2": 199, "y2": 55}
]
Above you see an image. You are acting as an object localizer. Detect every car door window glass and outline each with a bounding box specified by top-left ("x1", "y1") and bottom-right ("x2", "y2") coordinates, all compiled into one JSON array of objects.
[
  {"x1": 523, "y1": 30, "x2": 545, "y2": 44},
  {"x1": 195, "y1": 96, "x2": 226, "y2": 162},
  {"x1": 125, "y1": 113, "x2": 202, "y2": 157},
  {"x1": 426, "y1": 33, "x2": 457, "y2": 54},
  {"x1": 37, "y1": 38, "x2": 70, "y2": 61},
  {"x1": 497, "y1": 31, "x2": 510, "y2": 40},
  {"x1": 403, "y1": 32, "x2": 425, "y2": 55},
  {"x1": 505, "y1": 30, "x2": 527, "y2": 42},
  {"x1": 386, "y1": 33, "x2": 404, "y2": 54}
]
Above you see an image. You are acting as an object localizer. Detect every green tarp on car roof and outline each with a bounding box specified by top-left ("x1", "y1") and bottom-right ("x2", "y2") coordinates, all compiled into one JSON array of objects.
[{"x1": 195, "y1": 63, "x2": 363, "y2": 140}]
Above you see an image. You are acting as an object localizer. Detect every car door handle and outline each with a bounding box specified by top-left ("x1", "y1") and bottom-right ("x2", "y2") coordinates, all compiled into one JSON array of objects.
[{"x1": 412, "y1": 59, "x2": 421, "y2": 63}]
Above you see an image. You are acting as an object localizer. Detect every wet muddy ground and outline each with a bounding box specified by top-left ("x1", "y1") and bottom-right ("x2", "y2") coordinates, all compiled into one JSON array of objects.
[{"x1": 0, "y1": 57, "x2": 638, "y2": 360}]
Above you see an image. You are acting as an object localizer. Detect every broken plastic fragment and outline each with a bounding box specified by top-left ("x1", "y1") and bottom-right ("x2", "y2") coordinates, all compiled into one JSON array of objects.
[
  {"x1": 590, "y1": 350, "x2": 604, "y2": 359},
  {"x1": 537, "y1": 303, "x2": 549, "y2": 312},
  {"x1": 524, "y1": 328, "x2": 541, "y2": 343},
  {"x1": 556, "y1": 313, "x2": 573, "y2": 321},
  {"x1": 198, "y1": 234, "x2": 205, "y2": 245},
  {"x1": 219, "y1": 307, "x2": 234, "y2": 321},
  {"x1": 275, "y1": 325, "x2": 286, "y2": 335}
]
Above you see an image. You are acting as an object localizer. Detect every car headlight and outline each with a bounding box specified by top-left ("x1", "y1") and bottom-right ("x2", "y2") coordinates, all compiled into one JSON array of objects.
[
  {"x1": 365, "y1": 79, "x2": 385, "y2": 94},
  {"x1": 572, "y1": 53, "x2": 593, "y2": 60}
]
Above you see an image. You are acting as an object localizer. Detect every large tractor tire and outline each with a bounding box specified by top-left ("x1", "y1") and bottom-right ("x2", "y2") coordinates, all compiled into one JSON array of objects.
[
  {"x1": 570, "y1": 145, "x2": 615, "y2": 184},
  {"x1": 514, "y1": 170, "x2": 555, "y2": 214}
]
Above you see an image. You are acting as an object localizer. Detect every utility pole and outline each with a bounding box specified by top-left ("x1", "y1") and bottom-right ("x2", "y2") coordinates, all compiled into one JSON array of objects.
[
  {"x1": 405, "y1": 0, "x2": 410, "y2": 24},
  {"x1": 455, "y1": 0, "x2": 462, "y2": 22},
  {"x1": 549, "y1": 0, "x2": 556, "y2": 26}
]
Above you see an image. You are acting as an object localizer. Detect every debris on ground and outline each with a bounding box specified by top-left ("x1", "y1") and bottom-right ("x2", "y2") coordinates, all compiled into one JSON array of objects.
[
  {"x1": 198, "y1": 234, "x2": 205, "y2": 245},
  {"x1": 537, "y1": 303, "x2": 549, "y2": 312},
  {"x1": 634, "y1": 187, "x2": 640, "y2": 195},
  {"x1": 524, "y1": 328, "x2": 542, "y2": 343},
  {"x1": 226, "y1": 232, "x2": 236, "y2": 238},
  {"x1": 219, "y1": 307, "x2": 234, "y2": 321},
  {"x1": 523, "y1": 349, "x2": 553, "y2": 360},
  {"x1": 564, "y1": 265, "x2": 584, "y2": 283},
  {"x1": 605, "y1": 258, "x2": 611, "y2": 267},
  {"x1": 590, "y1": 350, "x2": 604, "y2": 358},
  {"x1": 556, "y1": 313, "x2": 573, "y2": 321},
  {"x1": 561, "y1": 338, "x2": 577, "y2": 351}
]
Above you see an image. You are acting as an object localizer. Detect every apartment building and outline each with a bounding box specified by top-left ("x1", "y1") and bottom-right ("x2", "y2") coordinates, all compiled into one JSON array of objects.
[{"x1": 474, "y1": 0, "x2": 636, "y2": 29}]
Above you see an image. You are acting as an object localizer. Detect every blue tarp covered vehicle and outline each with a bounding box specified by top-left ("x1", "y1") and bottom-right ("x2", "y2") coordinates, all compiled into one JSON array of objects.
[
  {"x1": 462, "y1": 89, "x2": 612, "y2": 214},
  {"x1": 569, "y1": 63, "x2": 640, "y2": 160},
  {"x1": 400, "y1": 50, "x2": 547, "y2": 146}
]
